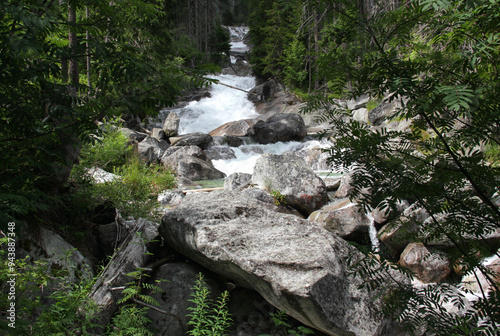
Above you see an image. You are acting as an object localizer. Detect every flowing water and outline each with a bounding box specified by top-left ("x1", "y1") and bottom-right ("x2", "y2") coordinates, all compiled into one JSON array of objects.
[{"x1": 155, "y1": 26, "x2": 332, "y2": 177}]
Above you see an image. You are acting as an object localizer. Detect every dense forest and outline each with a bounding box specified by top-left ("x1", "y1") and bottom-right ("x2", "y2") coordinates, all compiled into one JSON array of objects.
[{"x1": 1, "y1": 0, "x2": 500, "y2": 335}]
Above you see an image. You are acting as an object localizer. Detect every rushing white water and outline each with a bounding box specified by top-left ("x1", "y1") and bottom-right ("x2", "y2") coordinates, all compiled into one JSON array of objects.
[
  {"x1": 177, "y1": 74, "x2": 257, "y2": 134},
  {"x1": 213, "y1": 141, "x2": 305, "y2": 175}
]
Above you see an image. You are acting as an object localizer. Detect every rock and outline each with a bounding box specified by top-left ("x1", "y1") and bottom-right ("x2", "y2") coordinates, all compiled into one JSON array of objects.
[
  {"x1": 138, "y1": 136, "x2": 169, "y2": 164},
  {"x1": 148, "y1": 262, "x2": 221, "y2": 336},
  {"x1": 163, "y1": 112, "x2": 180, "y2": 137},
  {"x1": 224, "y1": 172, "x2": 252, "y2": 191},
  {"x1": 151, "y1": 128, "x2": 165, "y2": 140},
  {"x1": 347, "y1": 95, "x2": 370, "y2": 111},
  {"x1": 379, "y1": 205, "x2": 430, "y2": 256},
  {"x1": 352, "y1": 108, "x2": 369, "y2": 123},
  {"x1": 209, "y1": 119, "x2": 257, "y2": 137},
  {"x1": 252, "y1": 152, "x2": 329, "y2": 215},
  {"x1": 161, "y1": 145, "x2": 207, "y2": 162},
  {"x1": 309, "y1": 199, "x2": 372, "y2": 244},
  {"x1": 157, "y1": 190, "x2": 185, "y2": 206},
  {"x1": 334, "y1": 174, "x2": 353, "y2": 199},
  {"x1": 18, "y1": 226, "x2": 93, "y2": 282},
  {"x1": 170, "y1": 132, "x2": 213, "y2": 149},
  {"x1": 85, "y1": 167, "x2": 120, "y2": 184},
  {"x1": 368, "y1": 100, "x2": 397, "y2": 126},
  {"x1": 160, "y1": 191, "x2": 400, "y2": 336},
  {"x1": 204, "y1": 146, "x2": 237, "y2": 160},
  {"x1": 253, "y1": 113, "x2": 307, "y2": 144},
  {"x1": 399, "y1": 243, "x2": 451, "y2": 283},
  {"x1": 461, "y1": 251, "x2": 500, "y2": 294},
  {"x1": 89, "y1": 218, "x2": 160, "y2": 327},
  {"x1": 119, "y1": 127, "x2": 148, "y2": 142},
  {"x1": 371, "y1": 200, "x2": 410, "y2": 225},
  {"x1": 212, "y1": 135, "x2": 245, "y2": 147},
  {"x1": 161, "y1": 147, "x2": 225, "y2": 181},
  {"x1": 323, "y1": 177, "x2": 342, "y2": 191}
]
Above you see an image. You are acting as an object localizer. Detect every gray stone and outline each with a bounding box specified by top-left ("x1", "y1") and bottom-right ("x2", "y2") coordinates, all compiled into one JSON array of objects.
[
  {"x1": 163, "y1": 112, "x2": 180, "y2": 137},
  {"x1": 253, "y1": 113, "x2": 307, "y2": 144},
  {"x1": 371, "y1": 200, "x2": 410, "y2": 225},
  {"x1": 334, "y1": 174, "x2": 353, "y2": 199},
  {"x1": 161, "y1": 147, "x2": 225, "y2": 181},
  {"x1": 157, "y1": 190, "x2": 185, "y2": 206},
  {"x1": 151, "y1": 128, "x2": 165, "y2": 140},
  {"x1": 138, "y1": 136, "x2": 169, "y2": 164},
  {"x1": 209, "y1": 119, "x2": 257, "y2": 137},
  {"x1": 205, "y1": 146, "x2": 237, "y2": 160},
  {"x1": 399, "y1": 243, "x2": 451, "y2": 283},
  {"x1": 119, "y1": 127, "x2": 147, "y2": 142},
  {"x1": 252, "y1": 152, "x2": 329, "y2": 215},
  {"x1": 224, "y1": 173, "x2": 252, "y2": 191},
  {"x1": 171, "y1": 132, "x2": 213, "y2": 149},
  {"x1": 309, "y1": 199, "x2": 371, "y2": 244},
  {"x1": 379, "y1": 205, "x2": 429, "y2": 256},
  {"x1": 148, "y1": 262, "x2": 221, "y2": 336},
  {"x1": 160, "y1": 191, "x2": 400, "y2": 336}
]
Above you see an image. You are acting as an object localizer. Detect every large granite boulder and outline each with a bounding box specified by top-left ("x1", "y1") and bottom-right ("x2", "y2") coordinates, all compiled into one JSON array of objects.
[
  {"x1": 160, "y1": 191, "x2": 402, "y2": 336},
  {"x1": 252, "y1": 152, "x2": 329, "y2": 215},
  {"x1": 209, "y1": 119, "x2": 257, "y2": 137},
  {"x1": 253, "y1": 113, "x2": 307, "y2": 144}
]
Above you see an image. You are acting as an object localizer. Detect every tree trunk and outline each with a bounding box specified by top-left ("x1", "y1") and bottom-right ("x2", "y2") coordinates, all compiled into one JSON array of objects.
[
  {"x1": 60, "y1": 0, "x2": 68, "y2": 83},
  {"x1": 68, "y1": 1, "x2": 79, "y2": 93}
]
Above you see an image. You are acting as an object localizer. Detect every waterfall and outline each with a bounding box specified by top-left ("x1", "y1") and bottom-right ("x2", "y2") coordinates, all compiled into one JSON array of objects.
[{"x1": 156, "y1": 26, "x2": 333, "y2": 177}]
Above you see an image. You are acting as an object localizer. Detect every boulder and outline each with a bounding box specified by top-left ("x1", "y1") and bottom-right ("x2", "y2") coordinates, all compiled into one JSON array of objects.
[
  {"x1": 371, "y1": 199, "x2": 410, "y2": 225},
  {"x1": 399, "y1": 243, "x2": 451, "y2": 283},
  {"x1": 160, "y1": 191, "x2": 401, "y2": 336},
  {"x1": 460, "y1": 251, "x2": 500, "y2": 295},
  {"x1": 148, "y1": 262, "x2": 221, "y2": 336},
  {"x1": 161, "y1": 146, "x2": 225, "y2": 180},
  {"x1": 170, "y1": 132, "x2": 213, "y2": 149},
  {"x1": 224, "y1": 172, "x2": 252, "y2": 191},
  {"x1": 334, "y1": 174, "x2": 353, "y2": 199},
  {"x1": 309, "y1": 199, "x2": 372, "y2": 244},
  {"x1": 204, "y1": 146, "x2": 237, "y2": 160},
  {"x1": 212, "y1": 135, "x2": 245, "y2": 147},
  {"x1": 89, "y1": 218, "x2": 160, "y2": 326},
  {"x1": 163, "y1": 112, "x2": 180, "y2": 137},
  {"x1": 247, "y1": 80, "x2": 280, "y2": 104},
  {"x1": 368, "y1": 101, "x2": 395, "y2": 126},
  {"x1": 209, "y1": 119, "x2": 257, "y2": 137},
  {"x1": 253, "y1": 113, "x2": 307, "y2": 144},
  {"x1": 17, "y1": 226, "x2": 93, "y2": 282},
  {"x1": 252, "y1": 152, "x2": 329, "y2": 215},
  {"x1": 85, "y1": 167, "x2": 120, "y2": 184},
  {"x1": 138, "y1": 136, "x2": 169, "y2": 164},
  {"x1": 119, "y1": 127, "x2": 147, "y2": 143},
  {"x1": 157, "y1": 190, "x2": 185, "y2": 206},
  {"x1": 161, "y1": 145, "x2": 207, "y2": 162},
  {"x1": 379, "y1": 205, "x2": 430, "y2": 256},
  {"x1": 151, "y1": 128, "x2": 165, "y2": 141}
]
